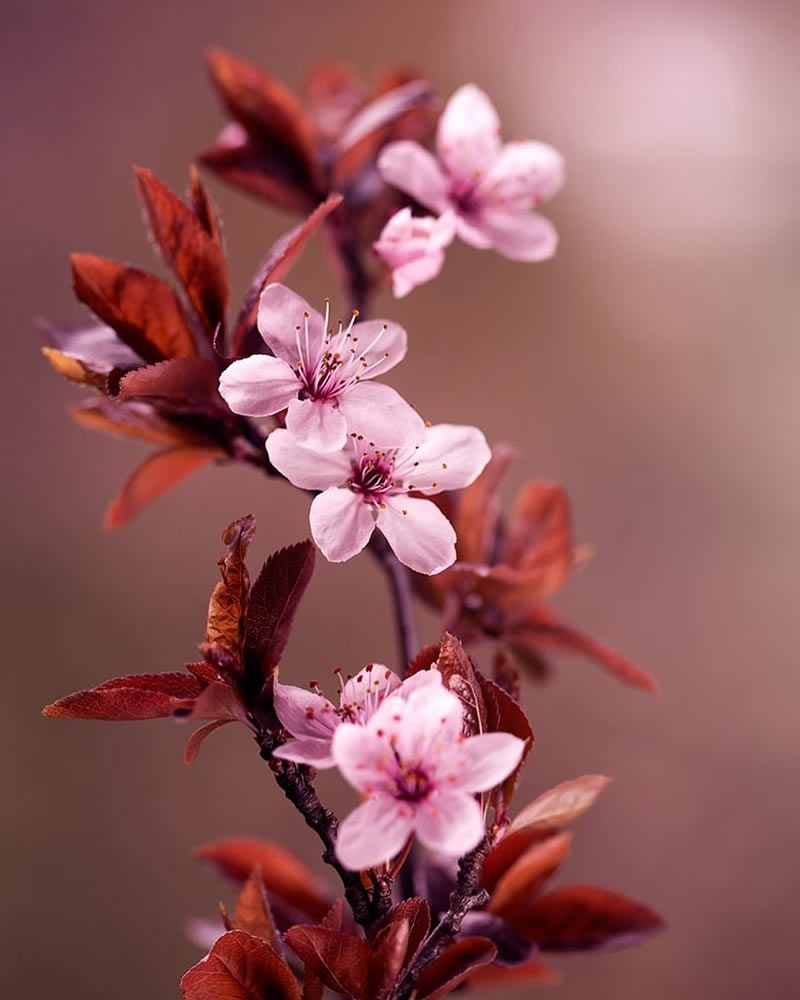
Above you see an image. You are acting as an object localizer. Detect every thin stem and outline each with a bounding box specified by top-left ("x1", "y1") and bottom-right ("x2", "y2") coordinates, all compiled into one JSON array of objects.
[
  {"x1": 396, "y1": 835, "x2": 492, "y2": 999},
  {"x1": 367, "y1": 531, "x2": 419, "y2": 671}
]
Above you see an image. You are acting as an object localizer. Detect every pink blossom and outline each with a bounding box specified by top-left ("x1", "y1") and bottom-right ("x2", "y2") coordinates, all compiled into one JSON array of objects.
[
  {"x1": 218, "y1": 283, "x2": 425, "y2": 451},
  {"x1": 378, "y1": 84, "x2": 564, "y2": 262},
  {"x1": 373, "y1": 208, "x2": 456, "y2": 297},
  {"x1": 266, "y1": 423, "x2": 491, "y2": 575},
  {"x1": 332, "y1": 668, "x2": 526, "y2": 870},
  {"x1": 272, "y1": 664, "x2": 402, "y2": 768}
]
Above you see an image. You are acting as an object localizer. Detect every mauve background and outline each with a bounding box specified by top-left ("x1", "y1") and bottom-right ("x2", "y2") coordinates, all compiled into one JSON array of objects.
[{"x1": 3, "y1": 0, "x2": 799, "y2": 997}]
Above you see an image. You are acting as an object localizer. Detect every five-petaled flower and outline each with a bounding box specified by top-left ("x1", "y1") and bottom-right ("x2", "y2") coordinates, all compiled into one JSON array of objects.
[
  {"x1": 378, "y1": 84, "x2": 564, "y2": 262},
  {"x1": 218, "y1": 283, "x2": 425, "y2": 451},
  {"x1": 272, "y1": 663, "x2": 402, "y2": 768},
  {"x1": 373, "y1": 207, "x2": 456, "y2": 297},
  {"x1": 332, "y1": 668, "x2": 526, "y2": 870},
  {"x1": 267, "y1": 422, "x2": 491, "y2": 574}
]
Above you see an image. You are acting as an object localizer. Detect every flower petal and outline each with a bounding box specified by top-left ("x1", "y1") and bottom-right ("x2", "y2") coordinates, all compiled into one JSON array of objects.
[
  {"x1": 476, "y1": 211, "x2": 559, "y2": 262},
  {"x1": 480, "y1": 141, "x2": 565, "y2": 210},
  {"x1": 272, "y1": 737, "x2": 336, "y2": 768},
  {"x1": 332, "y1": 722, "x2": 394, "y2": 792},
  {"x1": 336, "y1": 382, "x2": 425, "y2": 445},
  {"x1": 377, "y1": 141, "x2": 449, "y2": 214},
  {"x1": 377, "y1": 495, "x2": 457, "y2": 575},
  {"x1": 341, "y1": 664, "x2": 402, "y2": 717},
  {"x1": 274, "y1": 682, "x2": 339, "y2": 742},
  {"x1": 437, "y1": 84, "x2": 502, "y2": 184},
  {"x1": 335, "y1": 795, "x2": 415, "y2": 870},
  {"x1": 310, "y1": 488, "x2": 376, "y2": 562},
  {"x1": 391, "y1": 250, "x2": 448, "y2": 298},
  {"x1": 347, "y1": 319, "x2": 408, "y2": 379},
  {"x1": 218, "y1": 355, "x2": 299, "y2": 417},
  {"x1": 453, "y1": 732, "x2": 527, "y2": 794},
  {"x1": 257, "y1": 283, "x2": 325, "y2": 364},
  {"x1": 454, "y1": 214, "x2": 494, "y2": 249},
  {"x1": 415, "y1": 789, "x2": 485, "y2": 857},
  {"x1": 285, "y1": 397, "x2": 348, "y2": 451},
  {"x1": 400, "y1": 423, "x2": 491, "y2": 493},
  {"x1": 266, "y1": 428, "x2": 351, "y2": 490}
]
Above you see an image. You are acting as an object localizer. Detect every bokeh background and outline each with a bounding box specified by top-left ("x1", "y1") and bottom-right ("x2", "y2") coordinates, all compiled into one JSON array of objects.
[{"x1": 3, "y1": 0, "x2": 799, "y2": 996}]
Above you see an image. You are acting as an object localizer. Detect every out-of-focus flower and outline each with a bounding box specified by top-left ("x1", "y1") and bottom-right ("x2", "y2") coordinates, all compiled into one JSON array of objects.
[
  {"x1": 332, "y1": 668, "x2": 526, "y2": 869},
  {"x1": 272, "y1": 663, "x2": 402, "y2": 767},
  {"x1": 267, "y1": 423, "x2": 492, "y2": 574},
  {"x1": 219, "y1": 283, "x2": 424, "y2": 451},
  {"x1": 379, "y1": 84, "x2": 564, "y2": 262},
  {"x1": 373, "y1": 207, "x2": 456, "y2": 296}
]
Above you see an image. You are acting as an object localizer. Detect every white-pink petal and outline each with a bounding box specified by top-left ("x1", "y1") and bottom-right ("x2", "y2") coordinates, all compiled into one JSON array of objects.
[
  {"x1": 218, "y1": 355, "x2": 299, "y2": 417},
  {"x1": 453, "y1": 732, "x2": 527, "y2": 794},
  {"x1": 310, "y1": 488, "x2": 376, "y2": 563},
  {"x1": 480, "y1": 141, "x2": 565, "y2": 210},
  {"x1": 377, "y1": 141, "x2": 450, "y2": 215},
  {"x1": 272, "y1": 737, "x2": 336, "y2": 768},
  {"x1": 335, "y1": 794, "x2": 415, "y2": 870},
  {"x1": 477, "y1": 210, "x2": 559, "y2": 262},
  {"x1": 342, "y1": 318, "x2": 408, "y2": 379},
  {"x1": 437, "y1": 84, "x2": 502, "y2": 184},
  {"x1": 415, "y1": 788, "x2": 486, "y2": 857},
  {"x1": 285, "y1": 397, "x2": 348, "y2": 452},
  {"x1": 377, "y1": 495, "x2": 456, "y2": 575},
  {"x1": 274, "y1": 683, "x2": 338, "y2": 742},
  {"x1": 335, "y1": 381, "x2": 425, "y2": 445},
  {"x1": 266, "y1": 428, "x2": 351, "y2": 490},
  {"x1": 333, "y1": 723, "x2": 395, "y2": 793},
  {"x1": 401, "y1": 423, "x2": 491, "y2": 494},
  {"x1": 257, "y1": 283, "x2": 325, "y2": 364}
]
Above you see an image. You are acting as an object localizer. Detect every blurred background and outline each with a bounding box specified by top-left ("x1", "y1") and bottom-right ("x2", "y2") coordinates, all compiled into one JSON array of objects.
[{"x1": 3, "y1": 0, "x2": 799, "y2": 996}]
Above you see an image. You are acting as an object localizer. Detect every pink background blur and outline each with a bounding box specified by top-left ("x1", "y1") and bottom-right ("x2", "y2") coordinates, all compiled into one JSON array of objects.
[{"x1": 3, "y1": 0, "x2": 799, "y2": 997}]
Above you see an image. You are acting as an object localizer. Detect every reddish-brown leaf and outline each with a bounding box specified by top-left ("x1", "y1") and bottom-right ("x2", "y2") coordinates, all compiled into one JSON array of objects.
[
  {"x1": 71, "y1": 253, "x2": 195, "y2": 362},
  {"x1": 511, "y1": 885, "x2": 665, "y2": 951},
  {"x1": 134, "y1": 166, "x2": 230, "y2": 338},
  {"x1": 475, "y1": 672, "x2": 534, "y2": 807},
  {"x1": 119, "y1": 357, "x2": 224, "y2": 413},
  {"x1": 104, "y1": 445, "x2": 223, "y2": 530},
  {"x1": 72, "y1": 398, "x2": 207, "y2": 448},
  {"x1": 232, "y1": 867, "x2": 283, "y2": 956},
  {"x1": 284, "y1": 925, "x2": 370, "y2": 999},
  {"x1": 230, "y1": 193, "x2": 343, "y2": 357},
  {"x1": 434, "y1": 632, "x2": 487, "y2": 737},
  {"x1": 406, "y1": 643, "x2": 440, "y2": 677},
  {"x1": 368, "y1": 918, "x2": 409, "y2": 1000},
  {"x1": 469, "y1": 958, "x2": 561, "y2": 987},
  {"x1": 509, "y1": 606, "x2": 659, "y2": 692},
  {"x1": 482, "y1": 776, "x2": 611, "y2": 891},
  {"x1": 415, "y1": 937, "x2": 497, "y2": 1000},
  {"x1": 205, "y1": 515, "x2": 256, "y2": 662},
  {"x1": 189, "y1": 164, "x2": 224, "y2": 245},
  {"x1": 42, "y1": 671, "x2": 205, "y2": 721},
  {"x1": 243, "y1": 540, "x2": 316, "y2": 689},
  {"x1": 198, "y1": 139, "x2": 319, "y2": 215},
  {"x1": 504, "y1": 482, "x2": 573, "y2": 592},
  {"x1": 184, "y1": 719, "x2": 233, "y2": 763},
  {"x1": 194, "y1": 838, "x2": 330, "y2": 921},
  {"x1": 375, "y1": 898, "x2": 430, "y2": 974},
  {"x1": 488, "y1": 832, "x2": 572, "y2": 920},
  {"x1": 180, "y1": 929, "x2": 301, "y2": 1000},
  {"x1": 452, "y1": 443, "x2": 516, "y2": 565}
]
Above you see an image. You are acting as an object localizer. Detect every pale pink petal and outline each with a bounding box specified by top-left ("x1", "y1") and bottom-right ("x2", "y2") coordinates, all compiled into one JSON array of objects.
[
  {"x1": 346, "y1": 319, "x2": 408, "y2": 378},
  {"x1": 274, "y1": 683, "x2": 339, "y2": 742},
  {"x1": 480, "y1": 141, "x2": 565, "y2": 210},
  {"x1": 476, "y1": 210, "x2": 558, "y2": 262},
  {"x1": 341, "y1": 664, "x2": 401, "y2": 715},
  {"x1": 437, "y1": 84, "x2": 502, "y2": 183},
  {"x1": 453, "y1": 214, "x2": 494, "y2": 250},
  {"x1": 336, "y1": 382, "x2": 425, "y2": 445},
  {"x1": 266, "y1": 429, "x2": 351, "y2": 490},
  {"x1": 391, "y1": 683, "x2": 464, "y2": 762},
  {"x1": 285, "y1": 397, "x2": 348, "y2": 451},
  {"x1": 272, "y1": 737, "x2": 336, "y2": 768},
  {"x1": 452, "y1": 732, "x2": 527, "y2": 793},
  {"x1": 377, "y1": 495, "x2": 457, "y2": 575},
  {"x1": 374, "y1": 209, "x2": 456, "y2": 268},
  {"x1": 394, "y1": 667, "x2": 444, "y2": 699},
  {"x1": 335, "y1": 794, "x2": 415, "y2": 870},
  {"x1": 377, "y1": 141, "x2": 449, "y2": 214},
  {"x1": 332, "y1": 723, "x2": 396, "y2": 792},
  {"x1": 415, "y1": 788, "x2": 485, "y2": 857},
  {"x1": 218, "y1": 355, "x2": 299, "y2": 417},
  {"x1": 391, "y1": 250, "x2": 448, "y2": 298},
  {"x1": 399, "y1": 424, "x2": 491, "y2": 493},
  {"x1": 310, "y1": 488, "x2": 376, "y2": 563},
  {"x1": 257, "y1": 283, "x2": 325, "y2": 364}
]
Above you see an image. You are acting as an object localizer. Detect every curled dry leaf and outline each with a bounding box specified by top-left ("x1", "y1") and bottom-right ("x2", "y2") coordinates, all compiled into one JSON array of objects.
[
  {"x1": 205, "y1": 514, "x2": 256, "y2": 661},
  {"x1": 180, "y1": 929, "x2": 301, "y2": 1000}
]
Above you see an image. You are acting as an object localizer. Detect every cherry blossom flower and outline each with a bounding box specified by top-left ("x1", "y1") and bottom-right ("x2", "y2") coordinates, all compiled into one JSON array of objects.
[
  {"x1": 332, "y1": 668, "x2": 526, "y2": 869},
  {"x1": 272, "y1": 664, "x2": 402, "y2": 768},
  {"x1": 378, "y1": 84, "x2": 564, "y2": 262},
  {"x1": 373, "y1": 208, "x2": 456, "y2": 297},
  {"x1": 267, "y1": 423, "x2": 492, "y2": 575},
  {"x1": 218, "y1": 283, "x2": 425, "y2": 451}
]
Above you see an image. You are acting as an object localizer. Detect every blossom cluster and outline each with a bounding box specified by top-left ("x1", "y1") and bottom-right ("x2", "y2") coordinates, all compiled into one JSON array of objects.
[
  {"x1": 274, "y1": 664, "x2": 526, "y2": 869},
  {"x1": 219, "y1": 282, "x2": 492, "y2": 575}
]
